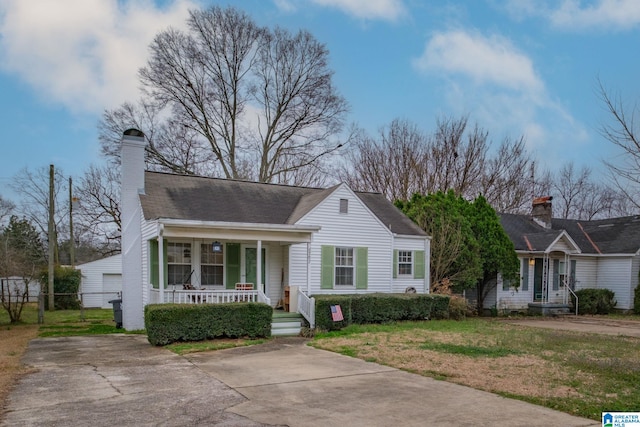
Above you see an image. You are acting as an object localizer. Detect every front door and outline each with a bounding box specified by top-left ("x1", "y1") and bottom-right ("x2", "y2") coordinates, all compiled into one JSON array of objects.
[
  {"x1": 533, "y1": 258, "x2": 543, "y2": 301},
  {"x1": 244, "y1": 247, "x2": 266, "y2": 292}
]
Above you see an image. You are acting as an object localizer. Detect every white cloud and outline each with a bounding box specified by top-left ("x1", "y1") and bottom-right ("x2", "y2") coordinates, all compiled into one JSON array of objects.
[
  {"x1": 0, "y1": 0, "x2": 195, "y2": 114},
  {"x1": 413, "y1": 29, "x2": 589, "y2": 167},
  {"x1": 550, "y1": 0, "x2": 640, "y2": 30},
  {"x1": 413, "y1": 30, "x2": 544, "y2": 95},
  {"x1": 311, "y1": 0, "x2": 406, "y2": 22}
]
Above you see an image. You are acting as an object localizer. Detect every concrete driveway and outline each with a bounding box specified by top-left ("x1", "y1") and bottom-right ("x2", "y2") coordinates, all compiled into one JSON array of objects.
[
  {"x1": 2, "y1": 334, "x2": 599, "y2": 427},
  {"x1": 506, "y1": 316, "x2": 640, "y2": 337}
]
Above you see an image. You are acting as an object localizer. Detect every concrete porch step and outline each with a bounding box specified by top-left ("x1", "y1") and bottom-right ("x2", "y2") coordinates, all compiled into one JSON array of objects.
[{"x1": 271, "y1": 311, "x2": 302, "y2": 337}]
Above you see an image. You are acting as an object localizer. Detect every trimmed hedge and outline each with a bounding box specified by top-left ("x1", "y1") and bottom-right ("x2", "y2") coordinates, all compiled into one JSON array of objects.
[
  {"x1": 313, "y1": 293, "x2": 450, "y2": 331},
  {"x1": 634, "y1": 283, "x2": 640, "y2": 315},
  {"x1": 572, "y1": 288, "x2": 617, "y2": 315},
  {"x1": 145, "y1": 302, "x2": 272, "y2": 346}
]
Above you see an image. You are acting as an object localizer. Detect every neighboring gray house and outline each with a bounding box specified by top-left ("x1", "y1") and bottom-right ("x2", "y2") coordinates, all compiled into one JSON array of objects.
[
  {"x1": 120, "y1": 130, "x2": 431, "y2": 330},
  {"x1": 487, "y1": 197, "x2": 640, "y2": 312},
  {"x1": 76, "y1": 255, "x2": 122, "y2": 308}
]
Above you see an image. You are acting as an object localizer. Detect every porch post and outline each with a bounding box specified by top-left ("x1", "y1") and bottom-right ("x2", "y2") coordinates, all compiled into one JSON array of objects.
[
  {"x1": 257, "y1": 240, "x2": 262, "y2": 293},
  {"x1": 158, "y1": 225, "x2": 164, "y2": 303},
  {"x1": 306, "y1": 242, "x2": 311, "y2": 294}
]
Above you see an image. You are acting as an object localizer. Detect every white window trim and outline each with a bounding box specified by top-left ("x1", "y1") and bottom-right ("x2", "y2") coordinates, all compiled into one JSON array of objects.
[
  {"x1": 398, "y1": 250, "x2": 413, "y2": 276},
  {"x1": 334, "y1": 246, "x2": 355, "y2": 287}
]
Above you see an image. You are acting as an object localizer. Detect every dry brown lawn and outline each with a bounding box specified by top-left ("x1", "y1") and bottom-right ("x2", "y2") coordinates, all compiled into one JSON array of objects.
[{"x1": 0, "y1": 325, "x2": 38, "y2": 414}]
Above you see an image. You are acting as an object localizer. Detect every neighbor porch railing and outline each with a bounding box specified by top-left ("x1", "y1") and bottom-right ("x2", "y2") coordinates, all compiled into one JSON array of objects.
[
  {"x1": 297, "y1": 288, "x2": 315, "y2": 329},
  {"x1": 565, "y1": 284, "x2": 579, "y2": 316},
  {"x1": 149, "y1": 288, "x2": 271, "y2": 306}
]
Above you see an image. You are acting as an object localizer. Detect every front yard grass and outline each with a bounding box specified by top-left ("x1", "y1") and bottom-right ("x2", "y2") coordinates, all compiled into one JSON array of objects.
[{"x1": 311, "y1": 318, "x2": 640, "y2": 421}]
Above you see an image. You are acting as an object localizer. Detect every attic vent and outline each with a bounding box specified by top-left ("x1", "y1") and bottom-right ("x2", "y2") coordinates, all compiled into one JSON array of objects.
[{"x1": 339, "y1": 198, "x2": 348, "y2": 214}]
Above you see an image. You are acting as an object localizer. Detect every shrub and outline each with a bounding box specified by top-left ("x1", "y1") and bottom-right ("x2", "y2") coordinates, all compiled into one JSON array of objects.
[
  {"x1": 145, "y1": 302, "x2": 272, "y2": 346},
  {"x1": 40, "y1": 266, "x2": 82, "y2": 310},
  {"x1": 448, "y1": 295, "x2": 470, "y2": 320},
  {"x1": 634, "y1": 283, "x2": 640, "y2": 315},
  {"x1": 572, "y1": 288, "x2": 617, "y2": 315},
  {"x1": 313, "y1": 293, "x2": 450, "y2": 331},
  {"x1": 314, "y1": 295, "x2": 352, "y2": 331}
]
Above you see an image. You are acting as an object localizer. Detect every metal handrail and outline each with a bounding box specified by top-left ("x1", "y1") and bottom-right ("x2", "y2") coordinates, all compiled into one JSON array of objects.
[{"x1": 566, "y1": 285, "x2": 579, "y2": 316}]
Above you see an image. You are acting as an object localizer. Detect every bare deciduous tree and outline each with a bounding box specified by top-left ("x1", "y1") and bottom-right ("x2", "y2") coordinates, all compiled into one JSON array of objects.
[
  {"x1": 340, "y1": 116, "x2": 535, "y2": 213},
  {"x1": 101, "y1": 6, "x2": 348, "y2": 184},
  {"x1": 9, "y1": 167, "x2": 68, "y2": 254},
  {"x1": 0, "y1": 194, "x2": 15, "y2": 225},
  {"x1": 598, "y1": 78, "x2": 640, "y2": 213},
  {"x1": 74, "y1": 164, "x2": 122, "y2": 256}
]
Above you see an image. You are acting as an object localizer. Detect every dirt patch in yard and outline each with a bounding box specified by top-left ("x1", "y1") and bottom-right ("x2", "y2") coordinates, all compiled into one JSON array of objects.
[{"x1": 0, "y1": 325, "x2": 38, "y2": 415}]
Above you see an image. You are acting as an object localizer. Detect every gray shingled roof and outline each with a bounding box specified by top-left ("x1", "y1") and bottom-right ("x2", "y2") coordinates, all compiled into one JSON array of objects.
[
  {"x1": 500, "y1": 212, "x2": 640, "y2": 255},
  {"x1": 140, "y1": 171, "x2": 427, "y2": 237}
]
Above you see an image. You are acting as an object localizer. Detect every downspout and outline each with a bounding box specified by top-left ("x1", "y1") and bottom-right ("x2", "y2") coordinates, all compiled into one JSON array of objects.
[{"x1": 158, "y1": 224, "x2": 164, "y2": 303}]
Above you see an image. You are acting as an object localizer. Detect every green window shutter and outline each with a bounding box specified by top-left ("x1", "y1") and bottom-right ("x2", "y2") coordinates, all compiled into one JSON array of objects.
[
  {"x1": 414, "y1": 250, "x2": 425, "y2": 279},
  {"x1": 502, "y1": 275, "x2": 510, "y2": 290},
  {"x1": 393, "y1": 249, "x2": 398, "y2": 279},
  {"x1": 226, "y1": 243, "x2": 240, "y2": 289},
  {"x1": 522, "y1": 258, "x2": 529, "y2": 291},
  {"x1": 162, "y1": 240, "x2": 168, "y2": 288},
  {"x1": 553, "y1": 259, "x2": 560, "y2": 290},
  {"x1": 149, "y1": 240, "x2": 158, "y2": 288},
  {"x1": 356, "y1": 247, "x2": 368, "y2": 289},
  {"x1": 321, "y1": 245, "x2": 334, "y2": 289},
  {"x1": 570, "y1": 260, "x2": 576, "y2": 288}
]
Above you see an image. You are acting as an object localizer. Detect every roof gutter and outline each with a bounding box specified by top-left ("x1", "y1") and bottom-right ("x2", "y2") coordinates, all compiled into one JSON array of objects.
[{"x1": 157, "y1": 218, "x2": 321, "y2": 234}]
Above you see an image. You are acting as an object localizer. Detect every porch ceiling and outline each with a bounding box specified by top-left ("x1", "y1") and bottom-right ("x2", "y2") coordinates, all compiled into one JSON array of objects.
[{"x1": 158, "y1": 219, "x2": 319, "y2": 243}]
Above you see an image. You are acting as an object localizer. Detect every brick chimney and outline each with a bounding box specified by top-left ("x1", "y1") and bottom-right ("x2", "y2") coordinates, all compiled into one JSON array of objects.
[
  {"x1": 532, "y1": 196, "x2": 553, "y2": 229},
  {"x1": 121, "y1": 128, "x2": 146, "y2": 330}
]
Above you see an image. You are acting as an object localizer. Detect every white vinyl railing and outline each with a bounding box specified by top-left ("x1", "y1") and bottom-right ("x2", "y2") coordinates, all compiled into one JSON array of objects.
[
  {"x1": 149, "y1": 288, "x2": 270, "y2": 306},
  {"x1": 297, "y1": 288, "x2": 315, "y2": 329}
]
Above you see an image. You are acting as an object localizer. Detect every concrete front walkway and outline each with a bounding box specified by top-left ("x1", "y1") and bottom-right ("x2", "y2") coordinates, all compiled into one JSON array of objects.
[{"x1": 2, "y1": 334, "x2": 599, "y2": 427}]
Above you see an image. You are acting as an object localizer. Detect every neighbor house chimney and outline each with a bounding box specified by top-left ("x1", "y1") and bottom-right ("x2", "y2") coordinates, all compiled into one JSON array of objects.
[
  {"x1": 532, "y1": 196, "x2": 553, "y2": 229},
  {"x1": 121, "y1": 129, "x2": 146, "y2": 331}
]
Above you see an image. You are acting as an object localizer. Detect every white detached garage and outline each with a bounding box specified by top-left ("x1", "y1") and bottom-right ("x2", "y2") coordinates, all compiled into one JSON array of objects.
[{"x1": 76, "y1": 255, "x2": 122, "y2": 308}]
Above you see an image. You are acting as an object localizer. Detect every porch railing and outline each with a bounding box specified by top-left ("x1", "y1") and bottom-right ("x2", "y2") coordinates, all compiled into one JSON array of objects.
[
  {"x1": 149, "y1": 288, "x2": 271, "y2": 306},
  {"x1": 297, "y1": 288, "x2": 315, "y2": 329}
]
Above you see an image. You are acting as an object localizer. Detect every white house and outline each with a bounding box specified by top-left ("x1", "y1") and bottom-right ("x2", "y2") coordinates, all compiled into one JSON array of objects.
[
  {"x1": 76, "y1": 255, "x2": 122, "y2": 308},
  {"x1": 485, "y1": 197, "x2": 640, "y2": 313},
  {"x1": 120, "y1": 130, "x2": 431, "y2": 330}
]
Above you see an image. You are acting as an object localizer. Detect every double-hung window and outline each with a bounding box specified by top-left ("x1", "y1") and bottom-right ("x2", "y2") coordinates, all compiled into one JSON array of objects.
[
  {"x1": 201, "y1": 243, "x2": 224, "y2": 286},
  {"x1": 335, "y1": 247, "x2": 354, "y2": 286},
  {"x1": 167, "y1": 242, "x2": 192, "y2": 286},
  {"x1": 398, "y1": 251, "x2": 413, "y2": 275}
]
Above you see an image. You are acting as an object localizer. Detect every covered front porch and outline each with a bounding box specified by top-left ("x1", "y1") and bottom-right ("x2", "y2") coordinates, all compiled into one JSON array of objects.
[{"x1": 143, "y1": 219, "x2": 319, "y2": 328}]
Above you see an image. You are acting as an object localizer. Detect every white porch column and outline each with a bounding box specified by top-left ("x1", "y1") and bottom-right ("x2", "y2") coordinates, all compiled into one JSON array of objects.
[
  {"x1": 158, "y1": 225, "x2": 164, "y2": 303},
  {"x1": 306, "y1": 242, "x2": 311, "y2": 294},
  {"x1": 257, "y1": 240, "x2": 262, "y2": 293}
]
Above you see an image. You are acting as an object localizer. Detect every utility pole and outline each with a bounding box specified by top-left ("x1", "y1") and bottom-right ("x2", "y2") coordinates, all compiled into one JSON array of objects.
[
  {"x1": 48, "y1": 164, "x2": 55, "y2": 311},
  {"x1": 69, "y1": 176, "x2": 74, "y2": 267}
]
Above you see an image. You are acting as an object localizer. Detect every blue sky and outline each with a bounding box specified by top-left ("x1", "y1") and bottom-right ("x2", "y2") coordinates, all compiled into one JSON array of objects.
[{"x1": 1, "y1": 0, "x2": 639, "y2": 202}]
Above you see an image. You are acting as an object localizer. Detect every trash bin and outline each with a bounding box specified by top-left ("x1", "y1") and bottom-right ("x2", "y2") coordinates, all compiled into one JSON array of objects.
[{"x1": 108, "y1": 299, "x2": 123, "y2": 329}]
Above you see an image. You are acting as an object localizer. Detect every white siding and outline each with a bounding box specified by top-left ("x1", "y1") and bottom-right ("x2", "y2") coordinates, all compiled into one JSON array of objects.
[
  {"x1": 76, "y1": 255, "x2": 122, "y2": 308},
  {"x1": 496, "y1": 261, "x2": 533, "y2": 311},
  {"x1": 140, "y1": 218, "x2": 157, "y2": 307},
  {"x1": 574, "y1": 257, "x2": 598, "y2": 290},
  {"x1": 598, "y1": 257, "x2": 634, "y2": 310},
  {"x1": 392, "y1": 237, "x2": 428, "y2": 293},
  {"x1": 295, "y1": 185, "x2": 399, "y2": 295},
  {"x1": 549, "y1": 238, "x2": 573, "y2": 253}
]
